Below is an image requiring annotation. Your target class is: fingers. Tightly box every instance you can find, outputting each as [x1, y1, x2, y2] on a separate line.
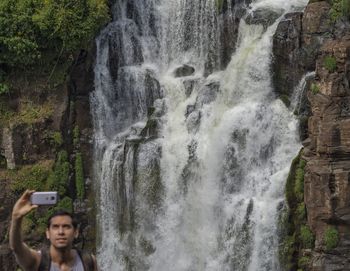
[21, 189, 36, 201]
[30, 205, 38, 211]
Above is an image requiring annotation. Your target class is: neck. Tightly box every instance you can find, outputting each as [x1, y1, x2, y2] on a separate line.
[50, 245, 75, 264]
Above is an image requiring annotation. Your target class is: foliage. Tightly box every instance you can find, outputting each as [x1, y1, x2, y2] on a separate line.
[0, 0, 109, 68]
[215, 0, 224, 12]
[9, 161, 53, 192]
[298, 256, 311, 269]
[51, 131, 63, 148]
[73, 125, 80, 147]
[324, 226, 339, 251]
[281, 151, 314, 270]
[294, 160, 305, 202]
[0, 99, 54, 125]
[296, 202, 306, 221]
[0, 70, 9, 95]
[279, 234, 296, 271]
[47, 150, 70, 196]
[0, 82, 9, 95]
[330, 0, 350, 22]
[75, 152, 84, 200]
[323, 56, 337, 72]
[300, 225, 315, 249]
[310, 83, 320, 95]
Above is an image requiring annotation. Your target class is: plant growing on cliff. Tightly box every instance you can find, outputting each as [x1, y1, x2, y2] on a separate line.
[47, 150, 70, 196]
[294, 159, 306, 202]
[73, 125, 80, 148]
[9, 161, 53, 192]
[330, 0, 350, 21]
[300, 225, 315, 249]
[324, 226, 339, 250]
[310, 83, 320, 95]
[75, 152, 85, 200]
[323, 56, 337, 73]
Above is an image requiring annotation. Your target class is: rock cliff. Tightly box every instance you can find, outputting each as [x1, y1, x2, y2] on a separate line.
[273, 1, 350, 270]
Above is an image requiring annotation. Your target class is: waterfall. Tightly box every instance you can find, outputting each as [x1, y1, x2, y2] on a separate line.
[91, 0, 308, 270]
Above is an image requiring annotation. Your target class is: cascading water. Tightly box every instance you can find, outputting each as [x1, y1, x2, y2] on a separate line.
[91, 0, 309, 270]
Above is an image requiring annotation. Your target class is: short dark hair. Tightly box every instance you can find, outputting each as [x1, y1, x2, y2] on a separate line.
[47, 210, 78, 229]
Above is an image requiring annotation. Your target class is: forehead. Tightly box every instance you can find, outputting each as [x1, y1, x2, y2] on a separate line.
[50, 215, 73, 226]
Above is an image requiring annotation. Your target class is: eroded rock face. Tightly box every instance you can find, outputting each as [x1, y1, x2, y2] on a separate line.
[246, 8, 283, 29]
[272, 12, 304, 97]
[303, 37, 350, 270]
[272, 2, 331, 98]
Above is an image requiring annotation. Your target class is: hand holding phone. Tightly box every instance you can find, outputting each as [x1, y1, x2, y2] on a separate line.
[30, 191, 58, 205]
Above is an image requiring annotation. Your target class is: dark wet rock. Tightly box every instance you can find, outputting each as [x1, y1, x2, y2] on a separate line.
[185, 105, 196, 117]
[301, 1, 332, 71]
[219, 0, 250, 69]
[174, 64, 195, 78]
[102, 21, 144, 81]
[245, 8, 283, 29]
[195, 81, 220, 107]
[272, 12, 304, 97]
[183, 79, 199, 97]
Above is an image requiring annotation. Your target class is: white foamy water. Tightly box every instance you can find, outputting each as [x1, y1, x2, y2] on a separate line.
[91, 0, 309, 270]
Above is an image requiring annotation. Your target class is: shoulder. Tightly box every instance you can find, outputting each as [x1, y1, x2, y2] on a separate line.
[77, 250, 98, 271]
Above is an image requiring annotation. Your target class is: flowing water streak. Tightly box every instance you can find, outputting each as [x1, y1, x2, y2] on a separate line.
[290, 71, 316, 114]
[91, 0, 309, 270]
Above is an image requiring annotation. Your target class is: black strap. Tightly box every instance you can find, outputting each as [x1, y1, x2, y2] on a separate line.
[38, 248, 51, 271]
[77, 249, 95, 271]
[38, 248, 95, 271]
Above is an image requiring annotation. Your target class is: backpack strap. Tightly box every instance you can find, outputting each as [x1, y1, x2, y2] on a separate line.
[38, 248, 51, 271]
[77, 249, 95, 271]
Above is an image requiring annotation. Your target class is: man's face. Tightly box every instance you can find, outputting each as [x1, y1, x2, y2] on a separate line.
[46, 215, 78, 249]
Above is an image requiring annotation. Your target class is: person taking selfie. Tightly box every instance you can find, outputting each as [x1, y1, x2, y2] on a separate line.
[10, 190, 98, 271]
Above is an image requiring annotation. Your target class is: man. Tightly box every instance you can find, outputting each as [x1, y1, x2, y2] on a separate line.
[10, 190, 98, 271]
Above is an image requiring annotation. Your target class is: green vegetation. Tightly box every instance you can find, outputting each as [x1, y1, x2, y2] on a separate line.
[300, 225, 315, 249]
[296, 202, 306, 221]
[0, 99, 54, 126]
[9, 160, 53, 192]
[75, 152, 84, 200]
[323, 56, 337, 73]
[324, 226, 339, 251]
[73, 125, 80, 147]
[294, 160, 306, 201]
[330, 0, 350, 22]
[298, 256, 311, 269]
[0, 0, 109, 68]
[310, 83, 320, 95]
[50, 131, 63, 148]
[47, 150, 70, 196]
[280, 151, 315, 270]
[215, 0, 224, 12]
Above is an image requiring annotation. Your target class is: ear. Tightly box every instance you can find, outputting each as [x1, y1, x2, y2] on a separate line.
[46, 229, 50, 239]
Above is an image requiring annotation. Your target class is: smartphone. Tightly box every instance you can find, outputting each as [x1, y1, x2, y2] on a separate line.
[30, 191, 58, 205]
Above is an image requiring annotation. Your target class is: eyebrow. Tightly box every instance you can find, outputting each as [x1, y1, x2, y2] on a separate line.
[51, 223, 73, 227]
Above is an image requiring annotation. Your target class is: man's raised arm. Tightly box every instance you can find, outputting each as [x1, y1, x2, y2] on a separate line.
[9, 190, 40, 271]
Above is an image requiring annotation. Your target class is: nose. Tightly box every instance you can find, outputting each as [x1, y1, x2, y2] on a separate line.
[58, 226, 64, 234]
